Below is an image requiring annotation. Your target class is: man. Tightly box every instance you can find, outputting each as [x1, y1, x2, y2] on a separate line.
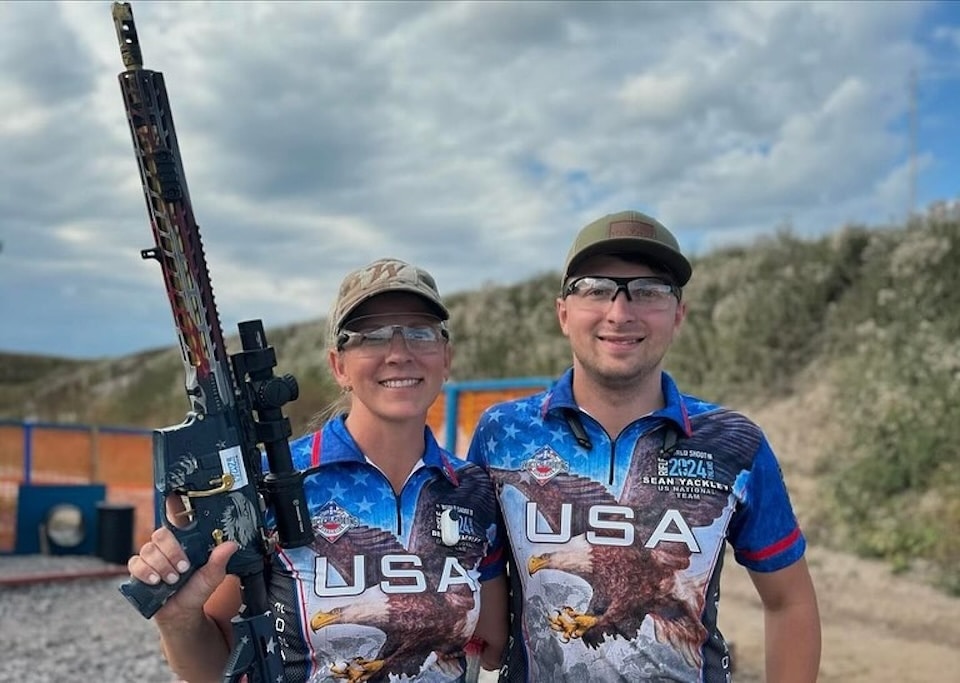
[467, 210, 820, 682]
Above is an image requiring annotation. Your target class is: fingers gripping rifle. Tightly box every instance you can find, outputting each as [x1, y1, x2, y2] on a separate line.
[111, 3, 314, 680]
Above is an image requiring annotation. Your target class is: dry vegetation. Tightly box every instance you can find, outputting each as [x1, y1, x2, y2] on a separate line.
[2, 202, 959, 594]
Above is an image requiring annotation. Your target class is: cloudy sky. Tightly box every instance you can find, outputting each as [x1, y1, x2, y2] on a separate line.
[3, 1, 959, 359]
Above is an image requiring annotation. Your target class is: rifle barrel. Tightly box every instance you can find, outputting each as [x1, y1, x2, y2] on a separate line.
[112, 2, 143, 71]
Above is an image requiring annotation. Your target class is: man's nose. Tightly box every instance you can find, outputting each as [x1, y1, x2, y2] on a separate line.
[610, 284, 632, 303]
[606, 288, 636, 320]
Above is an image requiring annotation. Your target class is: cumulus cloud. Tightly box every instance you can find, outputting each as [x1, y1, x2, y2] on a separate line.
[1, 0, 956, 357]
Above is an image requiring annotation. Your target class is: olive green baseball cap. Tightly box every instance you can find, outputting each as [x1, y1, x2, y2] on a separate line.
[330, 257, 449, 336]
[563, 210, 692, 286]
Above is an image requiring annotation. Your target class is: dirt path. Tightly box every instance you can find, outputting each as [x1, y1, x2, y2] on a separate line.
[723, 386, 960, 681]
[719, 544, 960, 681]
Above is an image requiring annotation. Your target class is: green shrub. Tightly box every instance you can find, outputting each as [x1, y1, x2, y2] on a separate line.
[820, 203, 960, 590]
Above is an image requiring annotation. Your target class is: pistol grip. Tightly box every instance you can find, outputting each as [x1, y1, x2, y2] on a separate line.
[118, 564, 197, 619]
[118, 531, 210, 619]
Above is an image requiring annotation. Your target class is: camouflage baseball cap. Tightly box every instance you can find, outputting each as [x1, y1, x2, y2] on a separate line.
[330, 258, 449, 336]
[563, 210, 692, 287]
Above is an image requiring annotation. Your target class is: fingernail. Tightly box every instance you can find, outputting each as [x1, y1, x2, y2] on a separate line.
[147, 573, 160, 585]
[176, 560, 190, 573]
[165, 573, 179, 584]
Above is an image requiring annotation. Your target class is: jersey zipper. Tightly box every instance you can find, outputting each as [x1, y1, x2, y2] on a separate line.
[562, 408, 676, 486]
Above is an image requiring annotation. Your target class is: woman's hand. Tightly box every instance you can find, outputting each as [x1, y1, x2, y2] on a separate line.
[127, 526, 239, 622]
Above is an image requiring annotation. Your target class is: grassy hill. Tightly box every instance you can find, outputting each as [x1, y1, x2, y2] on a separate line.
[2, 201, 959, 593]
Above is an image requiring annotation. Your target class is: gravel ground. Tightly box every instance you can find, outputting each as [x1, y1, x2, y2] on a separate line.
[0, 555, 176, 683]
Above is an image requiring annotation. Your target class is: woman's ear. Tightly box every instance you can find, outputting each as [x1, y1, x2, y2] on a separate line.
[328, 348, 349, 388]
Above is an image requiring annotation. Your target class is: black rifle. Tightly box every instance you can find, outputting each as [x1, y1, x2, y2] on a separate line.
[111, 3, 313, 680]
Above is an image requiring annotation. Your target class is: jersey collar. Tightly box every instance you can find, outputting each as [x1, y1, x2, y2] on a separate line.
[542, 367, 692, 438]
[322, 415, 461, 485]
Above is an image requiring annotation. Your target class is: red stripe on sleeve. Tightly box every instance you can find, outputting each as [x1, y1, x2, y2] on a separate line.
[739, 527, 802, 562]
[479, 544, 504, 569]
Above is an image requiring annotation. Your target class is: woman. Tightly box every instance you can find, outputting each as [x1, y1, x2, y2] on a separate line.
[128, 257, 507, 682]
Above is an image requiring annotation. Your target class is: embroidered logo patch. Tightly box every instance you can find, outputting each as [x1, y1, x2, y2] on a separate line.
[522, 446, 569, 485]
[314, 501, 358, 543]
[608, 218, 657, 239]
[646, 448, 731, 501]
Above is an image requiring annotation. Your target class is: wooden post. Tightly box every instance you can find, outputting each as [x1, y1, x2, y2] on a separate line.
[90, 424, 101, 483]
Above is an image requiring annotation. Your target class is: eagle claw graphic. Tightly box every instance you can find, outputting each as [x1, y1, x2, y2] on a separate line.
[329, 656, 386, 682]
[547, 605, 598, 643]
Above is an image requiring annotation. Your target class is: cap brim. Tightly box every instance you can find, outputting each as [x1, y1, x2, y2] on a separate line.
[337, 285, 450, 331]
[565, 238, 692, 286]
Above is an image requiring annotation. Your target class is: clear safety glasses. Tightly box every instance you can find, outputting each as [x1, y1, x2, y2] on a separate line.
[563, 276, 680, 310]
[337, 322, 449, 356]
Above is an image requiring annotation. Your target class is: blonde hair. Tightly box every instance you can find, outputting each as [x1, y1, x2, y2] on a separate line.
[303, 390, 351, 434]
[302, 330, 352, 434]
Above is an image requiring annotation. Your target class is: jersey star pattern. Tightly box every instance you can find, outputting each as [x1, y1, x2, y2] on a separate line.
[261, 416, 504, 683]
[467, 369, 805, 683]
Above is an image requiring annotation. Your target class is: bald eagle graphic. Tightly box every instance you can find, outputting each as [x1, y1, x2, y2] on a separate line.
[495, 409, 760, 668]
[307, 469, 495, 682]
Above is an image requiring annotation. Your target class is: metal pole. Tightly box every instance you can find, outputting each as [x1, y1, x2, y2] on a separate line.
[22, 421, 32, 485]
[444, 384, 461, 455]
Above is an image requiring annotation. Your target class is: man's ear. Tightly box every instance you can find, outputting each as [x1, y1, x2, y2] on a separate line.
[556, 297, 570, 337]
[673, 299, 687, 331]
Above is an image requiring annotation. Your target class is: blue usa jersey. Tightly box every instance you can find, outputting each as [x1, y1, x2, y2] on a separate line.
[467, 369, 805, 683]
[261, 416, 504, 683]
